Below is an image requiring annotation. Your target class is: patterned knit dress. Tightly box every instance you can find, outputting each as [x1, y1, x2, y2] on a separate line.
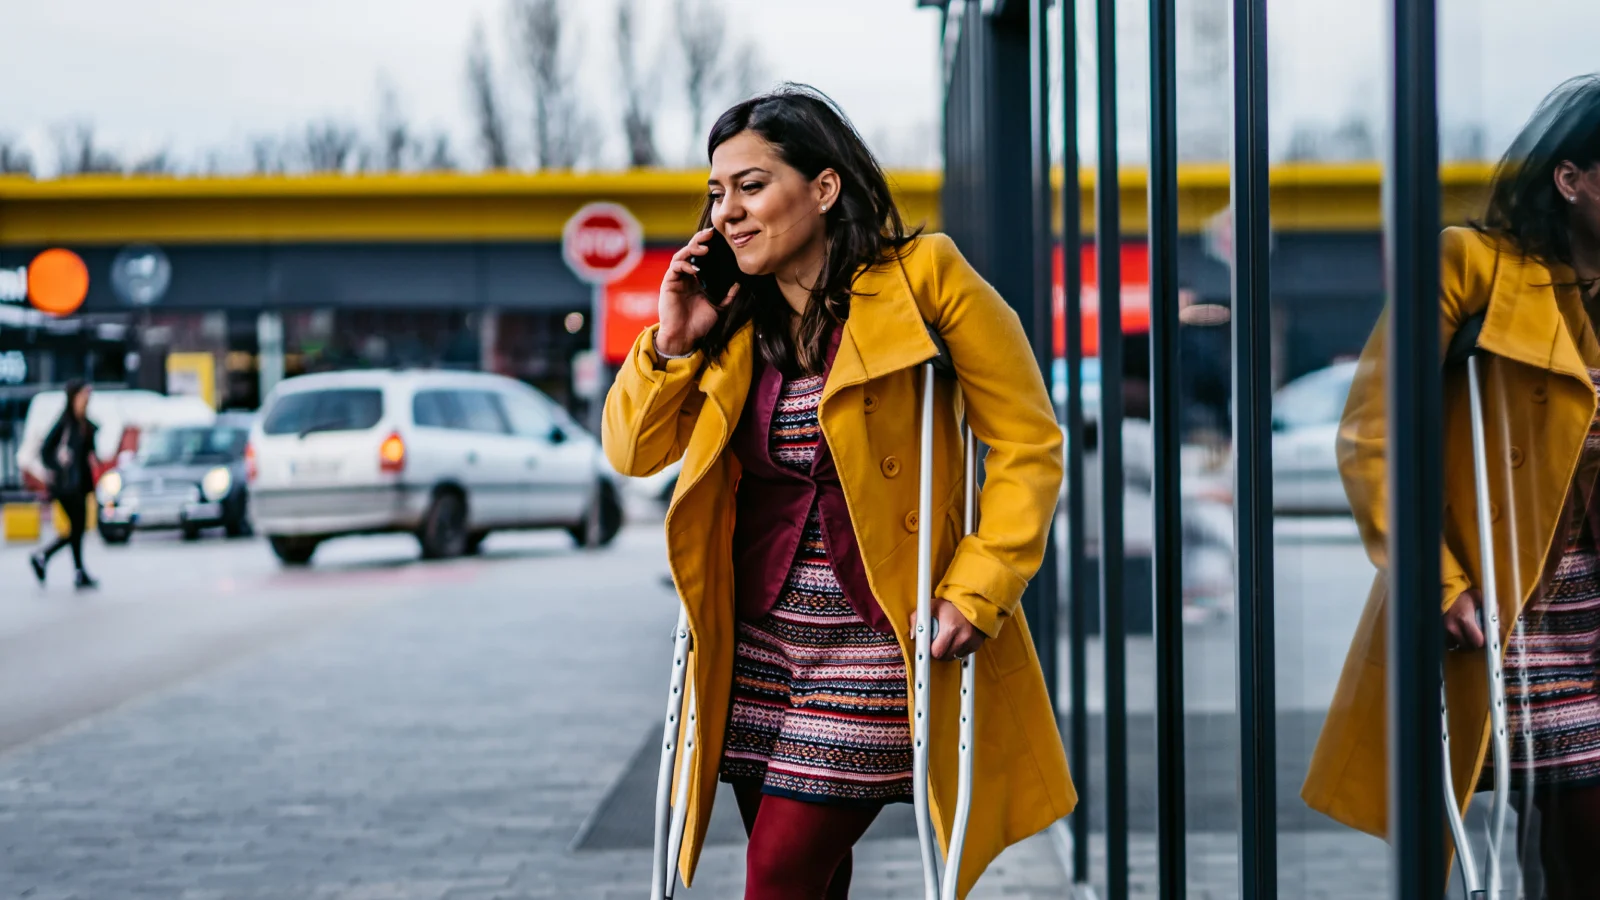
[1483, 366, 1600, 788]
[719, 372, 915, 805]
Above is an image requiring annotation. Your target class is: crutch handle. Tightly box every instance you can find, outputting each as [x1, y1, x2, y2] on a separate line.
[1445, 313, 1486, 367]
[924, 322, 957, 380]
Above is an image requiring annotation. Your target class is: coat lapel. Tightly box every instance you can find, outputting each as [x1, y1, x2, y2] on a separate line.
[822, 256, 942, 406]
[1478, 249, 1590, 384]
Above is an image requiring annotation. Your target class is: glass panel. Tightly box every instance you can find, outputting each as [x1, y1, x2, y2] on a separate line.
[498, 389, 555, 439]
[452, 390, 510, 435]
[1271, 0, 1393, 893]
[261, 388, 382, 435]
[1172, 0, 1240, 892]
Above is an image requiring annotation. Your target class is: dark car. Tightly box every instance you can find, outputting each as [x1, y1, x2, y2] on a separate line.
[97, 414, 255, 543]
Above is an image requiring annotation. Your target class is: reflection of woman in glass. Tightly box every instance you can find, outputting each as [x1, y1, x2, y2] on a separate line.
[1304, 75, 1600, 897]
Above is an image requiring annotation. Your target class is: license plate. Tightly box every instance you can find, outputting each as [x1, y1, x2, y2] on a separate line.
[289, 459, 340, 478]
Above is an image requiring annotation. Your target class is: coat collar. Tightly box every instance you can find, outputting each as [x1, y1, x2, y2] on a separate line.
[1478, 243, 1592, 383]
[822, 252, 941, 405]
[697, 249, 942, 426]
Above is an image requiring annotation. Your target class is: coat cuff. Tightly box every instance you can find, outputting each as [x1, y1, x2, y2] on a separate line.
[936, 544, 1028, 639]
[1440, 544, 1471, 612]
[629, 323, 703, 381]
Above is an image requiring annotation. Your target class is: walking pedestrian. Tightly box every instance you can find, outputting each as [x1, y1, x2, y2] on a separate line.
[29, 379, 100, 590]
[1304, 74, 1600, 898]
[603, 85, 1073, 900]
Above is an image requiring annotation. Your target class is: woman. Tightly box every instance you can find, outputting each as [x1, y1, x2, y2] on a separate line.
[602, 85, 1073, 899]
[1304, 75, 1600, 896]
[30, 379, 100, 590]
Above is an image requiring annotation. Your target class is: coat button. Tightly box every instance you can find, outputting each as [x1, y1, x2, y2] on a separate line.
[881, 455, 902, 478]
[864, 393, 880, 413]
[1510, 446, 1524, 468]
[904, 510, 919, 532]
[1533, 385, 1548, 403]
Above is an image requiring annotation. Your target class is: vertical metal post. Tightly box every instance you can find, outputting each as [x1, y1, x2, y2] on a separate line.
[1147, 0, 1185, 895]
[1029, 0, 1059, 711]
[1093, 0, 1127, 895]
[1385, 0, 1444, 895]
[1229, 0, 1277, 895]
[1060, 0, 1092, 886]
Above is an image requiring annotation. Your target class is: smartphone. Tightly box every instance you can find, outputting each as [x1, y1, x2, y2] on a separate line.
[691, 230, 743, 303]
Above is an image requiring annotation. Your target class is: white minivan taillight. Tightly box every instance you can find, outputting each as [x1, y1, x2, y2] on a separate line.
[379, 432, 406, 473]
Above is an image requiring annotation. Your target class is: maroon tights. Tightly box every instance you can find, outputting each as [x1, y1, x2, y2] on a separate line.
[1533, 784, 1600, 899]
[732, 781, 882, 900]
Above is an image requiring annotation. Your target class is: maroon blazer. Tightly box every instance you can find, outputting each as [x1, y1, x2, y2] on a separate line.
[729, 327, 890, 633]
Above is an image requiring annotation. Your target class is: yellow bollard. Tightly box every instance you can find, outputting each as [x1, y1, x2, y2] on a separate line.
[3, 503, 42, 543]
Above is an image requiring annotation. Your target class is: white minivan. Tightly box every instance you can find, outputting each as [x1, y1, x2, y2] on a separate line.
[248, 369, 623, 565]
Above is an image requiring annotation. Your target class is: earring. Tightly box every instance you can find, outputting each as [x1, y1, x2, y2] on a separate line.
[820, 205, 828, 212]
[1571, 195, 1579, 204]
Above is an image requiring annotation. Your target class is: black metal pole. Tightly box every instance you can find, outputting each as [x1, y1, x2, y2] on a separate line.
[1028, 0, 1059, 714]
[1385, 0, 1444, 896]
[1060, 0, 1092, 885]
[1230, 0, 1277, 895]
[1147, 0, 1185, 895]
[1094, 0, 1127, 894]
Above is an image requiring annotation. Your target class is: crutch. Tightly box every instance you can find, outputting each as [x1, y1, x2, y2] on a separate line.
[914, 328, 977, 900]
[1441, 313, 1511, 899]
[649, 606, 697, 899]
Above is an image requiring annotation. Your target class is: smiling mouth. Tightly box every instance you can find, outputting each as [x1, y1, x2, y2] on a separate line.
[729, 231, 758, 248]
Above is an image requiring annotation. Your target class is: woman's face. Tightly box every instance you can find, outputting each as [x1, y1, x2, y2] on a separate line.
[72, 387, 91, 418]
[707, 131, 839, 278]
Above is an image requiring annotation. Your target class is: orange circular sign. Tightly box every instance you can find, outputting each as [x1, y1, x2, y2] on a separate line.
[27, 248, 89, 317]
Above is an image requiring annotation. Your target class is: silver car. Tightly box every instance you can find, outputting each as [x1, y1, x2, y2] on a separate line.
[1271, 361, 1358, 515]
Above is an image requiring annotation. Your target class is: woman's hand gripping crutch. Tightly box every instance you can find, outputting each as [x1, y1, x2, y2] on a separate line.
[1440, 313, 1512, 899]
[913, 330, 978, 900]
[650, 607, 696, 899]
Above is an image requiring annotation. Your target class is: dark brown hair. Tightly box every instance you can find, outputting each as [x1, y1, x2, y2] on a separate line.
[1473, 74, 1600, 278]
[693, 84, 921, 375]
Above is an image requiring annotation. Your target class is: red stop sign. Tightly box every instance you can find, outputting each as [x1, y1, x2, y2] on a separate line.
[563, 202, 644, 285]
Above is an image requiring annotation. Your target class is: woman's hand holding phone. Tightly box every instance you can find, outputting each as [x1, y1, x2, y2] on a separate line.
[657, 228, 740, 357]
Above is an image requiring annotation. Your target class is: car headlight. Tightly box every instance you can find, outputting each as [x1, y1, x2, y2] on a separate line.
[96, 470, 123, 503]
[201, 466, 232, 502]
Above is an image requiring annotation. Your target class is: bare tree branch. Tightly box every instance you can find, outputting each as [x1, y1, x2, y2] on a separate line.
[300, 120, 363, 173]
[675, 0, 728, 158]
[375, 77, 416, 172]
[510, 0, 596, 170]
[53, 122, 121, 175]
[128, 149, 176, 175]
[616, 0, 660, 167]
[250, 136, 286, 174]
[728, 42, 770, 105]
[421, 132, 458, 171]
[0, 134, 34, 175]
[466, 21, 512, 170]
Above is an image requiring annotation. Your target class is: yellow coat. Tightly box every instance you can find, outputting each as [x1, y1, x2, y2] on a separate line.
[1304, 226, 1600, 840]
[603, 233, 1075, 896]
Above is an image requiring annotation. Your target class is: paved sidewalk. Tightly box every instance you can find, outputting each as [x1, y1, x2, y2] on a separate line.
[0, 526, 1070, 899]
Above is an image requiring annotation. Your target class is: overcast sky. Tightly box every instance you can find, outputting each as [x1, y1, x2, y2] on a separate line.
[1, 0, 1595, 175]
